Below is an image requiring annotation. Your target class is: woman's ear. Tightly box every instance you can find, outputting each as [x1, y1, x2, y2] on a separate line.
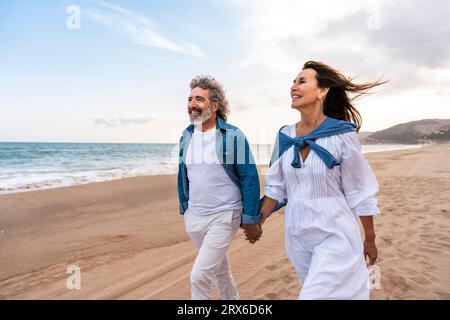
[319, 87, 329, 100]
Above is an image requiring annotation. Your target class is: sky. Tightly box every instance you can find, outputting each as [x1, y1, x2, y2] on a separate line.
[1, 0, 449, 144]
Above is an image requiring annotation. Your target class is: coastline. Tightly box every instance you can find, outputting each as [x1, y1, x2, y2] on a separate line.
[0, 143, 425, 196]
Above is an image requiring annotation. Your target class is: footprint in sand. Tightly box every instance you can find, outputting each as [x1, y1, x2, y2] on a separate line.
[255, 278, 277, 292]
[265, 264, 278, 271]
[433, 291, 450, 299]
[280, 272, 295, 283]
[410, 275, 432, 286]
[380, 236, 393, 246]
[389, 275, 416, 293]
[264, 292, 279, 299]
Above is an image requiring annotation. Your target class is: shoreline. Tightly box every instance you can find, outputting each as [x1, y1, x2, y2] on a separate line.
[0, 143, 427, 196]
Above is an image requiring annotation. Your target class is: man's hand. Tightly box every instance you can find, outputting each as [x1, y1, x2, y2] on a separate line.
[242, 224, 262, 244]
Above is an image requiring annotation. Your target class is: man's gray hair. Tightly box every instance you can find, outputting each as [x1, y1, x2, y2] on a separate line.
[190, 75, 230, 122]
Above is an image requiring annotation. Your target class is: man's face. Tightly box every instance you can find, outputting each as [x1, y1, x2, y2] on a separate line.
[187, 87, 216, 124]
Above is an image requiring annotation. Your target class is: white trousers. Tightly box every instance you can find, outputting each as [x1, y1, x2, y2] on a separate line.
[184, 208, 241, 300]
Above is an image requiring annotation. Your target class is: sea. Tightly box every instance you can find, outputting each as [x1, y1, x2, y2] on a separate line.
[0, 142, 423, 194]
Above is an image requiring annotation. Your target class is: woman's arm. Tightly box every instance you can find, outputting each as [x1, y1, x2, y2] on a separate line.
[259, 196, 278, 226]
[339, 132, 381, 266]
[359, 215, 376, 240]
[359, 215, 378, 266]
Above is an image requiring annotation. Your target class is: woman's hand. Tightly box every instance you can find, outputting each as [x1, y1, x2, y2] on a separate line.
[359, 216, 379, 265]
[364, 238, 378, 266]
[259, 211, 271, 226]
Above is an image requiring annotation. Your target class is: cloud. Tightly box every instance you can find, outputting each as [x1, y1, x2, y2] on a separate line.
[97, 0, 157, 29]
[223, 0, 450, 96]
[93, 117, 154, 128]
[85, 1, 208, 59]
[312, 0, 450, 69]
[85, 9, 113, 27]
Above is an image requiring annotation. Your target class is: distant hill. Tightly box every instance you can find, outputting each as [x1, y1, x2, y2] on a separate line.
[359, 131, 374, 143]
[364, 119, 450, 144]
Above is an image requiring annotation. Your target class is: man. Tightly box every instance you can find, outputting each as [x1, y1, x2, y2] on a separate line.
[177, 75, 262, 300]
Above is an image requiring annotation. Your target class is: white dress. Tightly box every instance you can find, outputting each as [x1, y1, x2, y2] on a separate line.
[264, 124, 381, 300]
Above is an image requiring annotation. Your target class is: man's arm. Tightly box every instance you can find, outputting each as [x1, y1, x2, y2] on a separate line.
[234, 130, 262, 243]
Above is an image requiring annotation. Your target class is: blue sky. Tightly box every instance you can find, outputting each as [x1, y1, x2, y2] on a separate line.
[1, 0, 450, 143]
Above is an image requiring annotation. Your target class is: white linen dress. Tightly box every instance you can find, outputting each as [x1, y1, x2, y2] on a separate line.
[264, 124, 381, 300]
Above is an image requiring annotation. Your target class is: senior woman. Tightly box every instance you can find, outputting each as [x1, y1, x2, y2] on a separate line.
[256, 61, 386, 300]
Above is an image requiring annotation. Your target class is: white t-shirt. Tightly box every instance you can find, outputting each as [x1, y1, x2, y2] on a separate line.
[185, 127, 243, 215]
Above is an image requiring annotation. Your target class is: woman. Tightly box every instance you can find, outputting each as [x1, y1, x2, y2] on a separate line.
[258, 61, 385, 300]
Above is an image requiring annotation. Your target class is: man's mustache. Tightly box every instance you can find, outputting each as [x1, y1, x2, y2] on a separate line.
[188, 108, 203, 114]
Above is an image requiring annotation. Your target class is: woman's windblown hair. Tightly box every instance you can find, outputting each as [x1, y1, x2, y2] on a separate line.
[303, 61, 387, 131]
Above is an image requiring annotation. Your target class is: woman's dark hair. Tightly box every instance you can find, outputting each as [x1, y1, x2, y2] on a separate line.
[303, 61, 387, 132]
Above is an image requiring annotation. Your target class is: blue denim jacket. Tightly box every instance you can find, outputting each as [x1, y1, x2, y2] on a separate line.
[177, 117, 261, 225]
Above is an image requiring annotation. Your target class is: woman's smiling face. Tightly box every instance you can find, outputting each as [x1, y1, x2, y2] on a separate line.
[291, 68, 325, 110]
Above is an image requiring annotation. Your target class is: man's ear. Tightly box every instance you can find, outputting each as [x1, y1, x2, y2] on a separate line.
[212, 100, 219, 113]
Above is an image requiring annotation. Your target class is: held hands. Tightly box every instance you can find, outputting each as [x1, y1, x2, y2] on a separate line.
[243, 223, 262, 244]
[242, 211, 271, 244]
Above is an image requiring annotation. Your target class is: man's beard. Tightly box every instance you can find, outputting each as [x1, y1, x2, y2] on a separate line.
[189, 107, 213, 126]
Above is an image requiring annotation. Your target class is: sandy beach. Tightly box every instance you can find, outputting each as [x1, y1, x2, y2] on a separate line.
[0, 144, 449, 300]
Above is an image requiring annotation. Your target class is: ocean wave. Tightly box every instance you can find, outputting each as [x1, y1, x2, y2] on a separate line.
[0, 164, 179, 195]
